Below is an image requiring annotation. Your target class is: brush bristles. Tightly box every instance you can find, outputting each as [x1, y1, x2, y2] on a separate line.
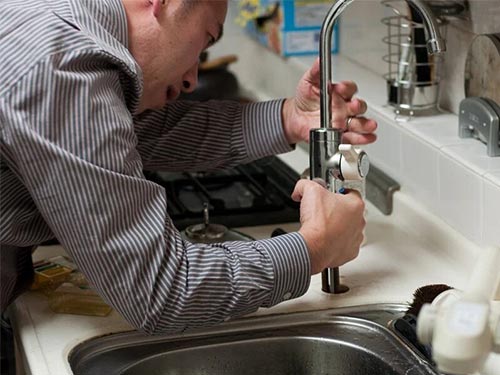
[406, 284, 453, 317]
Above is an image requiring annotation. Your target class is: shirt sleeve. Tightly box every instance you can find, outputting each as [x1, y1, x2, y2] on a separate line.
[133, 100, 295, 172]
[1, 54, 311, 334]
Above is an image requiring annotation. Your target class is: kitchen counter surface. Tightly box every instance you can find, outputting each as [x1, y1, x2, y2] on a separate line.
[10, 145, 489, 375]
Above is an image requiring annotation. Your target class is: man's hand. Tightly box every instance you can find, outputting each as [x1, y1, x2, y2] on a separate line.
[292, 179, 365, 274]
[282, 58, 377, 145]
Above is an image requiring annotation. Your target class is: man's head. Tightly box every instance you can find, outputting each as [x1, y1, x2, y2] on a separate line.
[122, 0, 227, 113]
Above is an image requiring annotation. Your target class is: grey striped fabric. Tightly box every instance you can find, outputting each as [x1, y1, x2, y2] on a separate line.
[0, 0, 311, 333]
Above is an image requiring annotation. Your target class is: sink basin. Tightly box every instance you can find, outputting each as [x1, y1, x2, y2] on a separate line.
[69, 304, 438, 375]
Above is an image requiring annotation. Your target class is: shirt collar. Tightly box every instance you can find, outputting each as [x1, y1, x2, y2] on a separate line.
[65, 0, 138, 73]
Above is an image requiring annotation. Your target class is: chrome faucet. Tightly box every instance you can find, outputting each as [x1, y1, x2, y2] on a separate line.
[312, 0, 446, 294]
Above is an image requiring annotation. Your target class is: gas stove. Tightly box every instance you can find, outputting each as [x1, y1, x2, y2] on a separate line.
[144, 156, 301, 231]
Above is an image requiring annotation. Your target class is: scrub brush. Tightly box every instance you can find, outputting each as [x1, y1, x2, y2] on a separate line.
[393, 284, 453, 362]
[406, 284, 453, 316]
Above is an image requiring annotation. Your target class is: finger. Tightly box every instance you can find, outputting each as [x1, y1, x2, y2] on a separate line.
[329, 91, 349, 119]
[291, 179, 309, 202]
[351, 235, 363, 259]
[343, 188, 362, 200]
[345, 117, 377, 134]
[333, 100, 370, 132]
[331, 80, 358, 101]
[329, 91, 350, 129]
[342, 132, 377, 145]
[304, 58, 320, 86]
[346, 98, 368, 117]
[292, 178, 327, 202]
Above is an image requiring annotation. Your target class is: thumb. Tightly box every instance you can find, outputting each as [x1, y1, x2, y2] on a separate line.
[291, 179, 309, 202]
[292, 178, 327, 202]
[303, 57, 320, 86]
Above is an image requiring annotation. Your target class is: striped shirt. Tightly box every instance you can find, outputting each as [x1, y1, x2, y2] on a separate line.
[0, 0, 310, 334]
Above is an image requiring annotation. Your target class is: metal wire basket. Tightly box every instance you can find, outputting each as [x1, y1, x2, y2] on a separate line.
[382, 0, 447, 117]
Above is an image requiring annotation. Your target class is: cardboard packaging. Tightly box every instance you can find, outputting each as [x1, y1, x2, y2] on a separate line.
[236, 0, 339, 57]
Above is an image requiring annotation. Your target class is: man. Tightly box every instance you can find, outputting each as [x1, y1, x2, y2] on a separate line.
[0, 0, 377, 336]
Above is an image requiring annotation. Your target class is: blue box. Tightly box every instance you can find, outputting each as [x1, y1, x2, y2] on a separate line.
[236, 0, 339, 57]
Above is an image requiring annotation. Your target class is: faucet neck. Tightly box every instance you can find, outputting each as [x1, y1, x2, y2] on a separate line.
[319, 0, 446, 130]
[319, 0, 353, 130]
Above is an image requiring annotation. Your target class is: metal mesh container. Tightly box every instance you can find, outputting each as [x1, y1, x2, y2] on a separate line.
[382, 0, 447, 116]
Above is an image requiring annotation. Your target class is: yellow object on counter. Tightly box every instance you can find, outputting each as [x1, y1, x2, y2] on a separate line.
[30, 258, 73, 291]
[31, 256, 113, 316]
[48, 281, 112, 317]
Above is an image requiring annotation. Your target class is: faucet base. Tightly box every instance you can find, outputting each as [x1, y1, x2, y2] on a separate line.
[321, 267, 350, 294]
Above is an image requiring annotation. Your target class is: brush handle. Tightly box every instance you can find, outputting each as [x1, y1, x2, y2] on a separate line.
[467, 246, 500, 302]
[417, 246, 500, 374]
[482, 352, 500, 375]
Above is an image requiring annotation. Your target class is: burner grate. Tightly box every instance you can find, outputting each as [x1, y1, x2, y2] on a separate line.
[144, 157, 301, 230]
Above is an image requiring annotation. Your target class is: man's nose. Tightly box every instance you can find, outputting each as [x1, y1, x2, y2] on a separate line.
[181, 63, 199, 94]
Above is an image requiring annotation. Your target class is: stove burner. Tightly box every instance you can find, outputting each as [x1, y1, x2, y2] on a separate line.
[144, 156, 301, 230]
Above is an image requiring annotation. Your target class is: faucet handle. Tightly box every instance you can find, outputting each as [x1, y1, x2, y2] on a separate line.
[338, 145, 370, 181]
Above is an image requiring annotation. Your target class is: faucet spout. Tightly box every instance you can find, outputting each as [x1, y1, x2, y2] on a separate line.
[313, 0, 446, 294]
[407, 0, 447, 54]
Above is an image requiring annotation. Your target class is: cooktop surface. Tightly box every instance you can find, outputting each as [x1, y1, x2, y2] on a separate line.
[144, 156, 301, 230]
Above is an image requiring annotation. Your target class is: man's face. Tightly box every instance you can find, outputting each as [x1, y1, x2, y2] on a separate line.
[130, 0, 228, 113]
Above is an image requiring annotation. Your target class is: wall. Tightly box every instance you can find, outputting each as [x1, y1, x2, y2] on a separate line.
[218, 0, 500, 111]
[323, 0, 500, 247]
[338, 0, 500, 114]
[209, 1, 500, 247]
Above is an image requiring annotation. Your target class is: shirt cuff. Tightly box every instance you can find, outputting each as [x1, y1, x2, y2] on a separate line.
[255, 232, 311, 307]
[242, 99, 295, 160]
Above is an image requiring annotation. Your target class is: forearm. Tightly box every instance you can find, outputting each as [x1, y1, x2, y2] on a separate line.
[152, 232, 311, 333]
[9, 137, 310, 334]
[134, 99, 294, 172]
[44, 168, 310, 334]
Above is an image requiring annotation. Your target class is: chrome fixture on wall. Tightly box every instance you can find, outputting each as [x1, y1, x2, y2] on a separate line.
[312, 0, 445, 294]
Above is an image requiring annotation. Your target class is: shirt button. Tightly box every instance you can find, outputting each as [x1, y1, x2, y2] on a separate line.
[283, 292, 292, 300]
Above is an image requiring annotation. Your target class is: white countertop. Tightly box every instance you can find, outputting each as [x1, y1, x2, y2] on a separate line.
[11, 145, 493, 375]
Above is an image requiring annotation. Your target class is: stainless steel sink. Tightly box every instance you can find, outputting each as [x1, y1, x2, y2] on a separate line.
[69, 304, 438, 375]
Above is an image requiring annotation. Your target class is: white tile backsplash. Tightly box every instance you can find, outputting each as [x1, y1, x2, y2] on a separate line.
[482, 174, 500, 245]
[400, 130, 440, 211]
[401, 113, 469, 149]
[438, 151, 484, 242]
[362, 105, 500, 244]
[485, 170, 500, 186]
[442, 143, 500, 176]
[438, 154, 483, 243]
[363, 109, 402, 179]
